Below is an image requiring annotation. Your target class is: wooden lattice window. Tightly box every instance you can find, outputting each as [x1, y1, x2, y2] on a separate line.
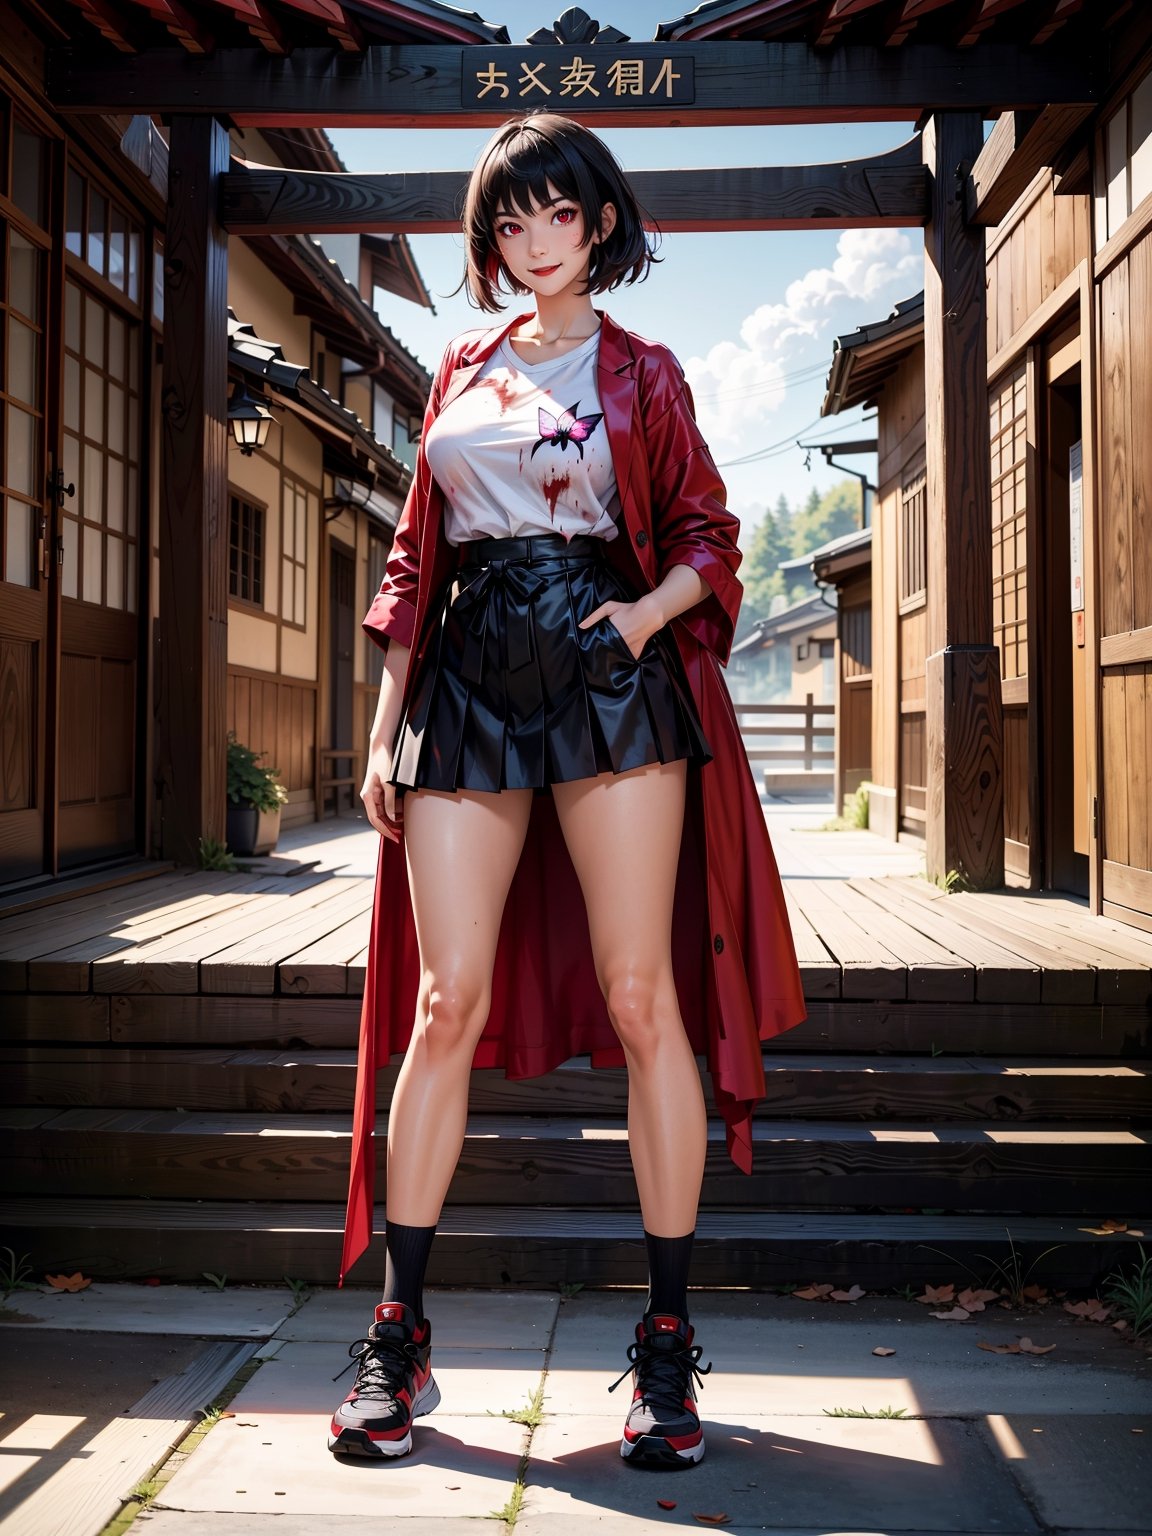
[280, 474, 310, 630]
[229, 491, 264, 606]
[65, 164, 142, 303]
[899, 467, 926, 606]
[990, 364, 1028, 681]
[842, 603, 872, 679]
[61, 276, 141, 610]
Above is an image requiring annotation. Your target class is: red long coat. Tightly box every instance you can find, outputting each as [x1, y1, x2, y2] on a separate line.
[341, 308, 807, 1282]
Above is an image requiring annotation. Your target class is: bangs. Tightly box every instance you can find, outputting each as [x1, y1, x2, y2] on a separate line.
[476, 127, 597, 237]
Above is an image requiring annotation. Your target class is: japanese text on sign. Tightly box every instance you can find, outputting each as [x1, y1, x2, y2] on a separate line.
[463, 51, 695, 109]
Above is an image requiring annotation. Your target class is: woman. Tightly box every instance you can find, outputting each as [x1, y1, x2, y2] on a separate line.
[331, 111, 806, 1470]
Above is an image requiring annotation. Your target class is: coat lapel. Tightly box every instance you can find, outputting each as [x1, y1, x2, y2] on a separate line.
[594, 309, 638, 526]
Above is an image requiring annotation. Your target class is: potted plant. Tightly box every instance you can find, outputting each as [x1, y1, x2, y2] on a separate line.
[226, 730, 289, 856]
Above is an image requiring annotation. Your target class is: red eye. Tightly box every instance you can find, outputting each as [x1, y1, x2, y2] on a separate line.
[497, 221, 522, 238]
[554, 208, 576, 224]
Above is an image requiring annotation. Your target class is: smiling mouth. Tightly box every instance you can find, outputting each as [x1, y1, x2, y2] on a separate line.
[529, 264, 561, 276]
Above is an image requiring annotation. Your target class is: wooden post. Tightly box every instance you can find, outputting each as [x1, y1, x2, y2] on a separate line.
[922, 112, 1005, 889]
[156, 116, 230, 865]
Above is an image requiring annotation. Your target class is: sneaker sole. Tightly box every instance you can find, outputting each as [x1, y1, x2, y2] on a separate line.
[620, 1430, 705, 1469]
[328, 1375, 441, 1459]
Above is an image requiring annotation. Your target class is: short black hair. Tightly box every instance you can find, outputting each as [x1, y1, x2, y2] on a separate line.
[460, 111, 660, 311]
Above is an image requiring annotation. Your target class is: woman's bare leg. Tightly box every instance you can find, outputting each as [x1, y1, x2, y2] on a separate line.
[551, 760, 707, 1236]
[384, 784, 535, 1227]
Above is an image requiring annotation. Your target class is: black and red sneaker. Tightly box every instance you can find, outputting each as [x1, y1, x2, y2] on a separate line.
[607, 1311, 712, 1469]
[328, 1300, 440, 1459]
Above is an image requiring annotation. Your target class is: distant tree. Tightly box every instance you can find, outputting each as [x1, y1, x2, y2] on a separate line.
[789, 478, 862, 561]
[734, 501, 791, 642]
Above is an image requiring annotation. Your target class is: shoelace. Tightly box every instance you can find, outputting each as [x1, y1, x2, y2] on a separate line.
[331, 1334, 420, 1402]
[606, 1334, 713, 1409]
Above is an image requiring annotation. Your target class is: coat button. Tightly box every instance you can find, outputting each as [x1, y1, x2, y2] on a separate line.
[713, 934, 724, 954]
[635, 529, 648, 547]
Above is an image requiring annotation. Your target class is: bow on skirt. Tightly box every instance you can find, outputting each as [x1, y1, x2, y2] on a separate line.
[451, 558, 550, 686]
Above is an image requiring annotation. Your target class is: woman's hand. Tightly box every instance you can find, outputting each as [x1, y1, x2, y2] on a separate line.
[361, 745, 404, 842]
[579, 593, 664, 661]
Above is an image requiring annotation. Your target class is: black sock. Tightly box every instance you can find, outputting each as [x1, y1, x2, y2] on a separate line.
[643, 1228, 695, 1322]
[381, 1220, 436, 1324]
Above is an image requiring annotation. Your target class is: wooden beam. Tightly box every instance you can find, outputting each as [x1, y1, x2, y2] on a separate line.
[952, 0, 1031, 48]
[156, 117, 230, 867]
[212, 0, 290, 54]
[965, 104, 1093, 224]
[922, 111, 1005, 889]
[136, 0, 214, 53]
[882, 0, 954, 46]
[220, 138, 929, 234]
[44, 39, 1100, 125]
[813, 0, 890, 47]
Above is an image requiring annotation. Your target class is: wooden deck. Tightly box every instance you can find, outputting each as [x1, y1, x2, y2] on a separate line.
[3, 808, 1151, 1289]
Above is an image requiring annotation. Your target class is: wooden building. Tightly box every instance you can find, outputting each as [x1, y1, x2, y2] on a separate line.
[822, 38, 1152, 928]
[1, 0, 1150, 1307]
[0, 8, 433, 886]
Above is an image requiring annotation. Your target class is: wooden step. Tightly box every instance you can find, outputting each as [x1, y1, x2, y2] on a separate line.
[6, 991, 1151, 1055]
[1, 1197, 1145, 1290]
[4, 1107, 1149, 1211]
[2, 1046, 1149, 1121]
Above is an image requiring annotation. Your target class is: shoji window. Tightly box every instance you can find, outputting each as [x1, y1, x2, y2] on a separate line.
[61, 277, 141, 610]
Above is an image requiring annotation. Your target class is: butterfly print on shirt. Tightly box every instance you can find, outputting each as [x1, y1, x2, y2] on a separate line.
[531, 401, 604, 461]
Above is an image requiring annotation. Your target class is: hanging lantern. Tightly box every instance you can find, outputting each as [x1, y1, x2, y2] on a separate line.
[227, 380, 273, 455]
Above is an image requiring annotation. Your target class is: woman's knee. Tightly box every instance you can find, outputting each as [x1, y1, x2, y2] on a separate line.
[415, 972, 492, 1056]
[602, 970, 675, 1058]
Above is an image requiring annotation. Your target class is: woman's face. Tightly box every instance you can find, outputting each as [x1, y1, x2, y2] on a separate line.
[491, 179, 616, 299]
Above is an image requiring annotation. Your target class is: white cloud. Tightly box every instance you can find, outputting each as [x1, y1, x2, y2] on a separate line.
[684, 228, 921, 446]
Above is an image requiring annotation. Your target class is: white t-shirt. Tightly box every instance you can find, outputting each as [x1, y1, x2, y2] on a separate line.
[424, 328, 621, 546]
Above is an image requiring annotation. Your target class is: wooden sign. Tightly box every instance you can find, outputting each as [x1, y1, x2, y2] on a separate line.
[461, 48, 695, 109]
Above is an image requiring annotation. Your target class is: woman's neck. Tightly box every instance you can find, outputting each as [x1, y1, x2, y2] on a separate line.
[508, 293, 601, 364]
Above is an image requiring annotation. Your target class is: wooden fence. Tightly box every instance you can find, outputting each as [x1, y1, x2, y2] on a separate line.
[732, 692, 835, 769]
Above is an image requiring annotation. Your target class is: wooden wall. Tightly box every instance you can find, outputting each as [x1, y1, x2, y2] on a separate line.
[1097, 224, 1152, 922]
[986, 177, 1090, 360]
[227, 669, 317, 826]
[871, 347, 926, 843]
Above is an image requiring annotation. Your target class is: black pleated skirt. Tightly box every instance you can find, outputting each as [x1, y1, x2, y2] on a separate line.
[387, 531, 713, 796]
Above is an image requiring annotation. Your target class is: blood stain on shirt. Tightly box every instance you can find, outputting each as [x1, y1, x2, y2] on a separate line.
[542, 471, 571, 520]
[478, 374, 516, 415]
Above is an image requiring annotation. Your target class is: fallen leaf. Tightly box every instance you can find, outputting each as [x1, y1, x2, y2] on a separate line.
[918, 1283, 955, 1304]
[976, 1336, 1056, 1355]
[829, 1284, 867, 1303]
[1063, 1298, 1105, 1317]
[956, 1287, 998, 1312]
[872, 1346, 897, 1356]
[1128, 1228, 1145, 1237]
[657, 1500, 677, 1509]
[219, 1411, 236, 1420]
[45, 1273, 92, 1292]
[791, 1284, 834, 1301]
[693, 1516, 730, 1527]
[930, 1306, 973, 1321]
[1114, 1320, 1129, 1332]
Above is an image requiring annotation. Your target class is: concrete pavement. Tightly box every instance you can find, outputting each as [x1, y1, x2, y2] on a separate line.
[3, 1282, 1149, 1535]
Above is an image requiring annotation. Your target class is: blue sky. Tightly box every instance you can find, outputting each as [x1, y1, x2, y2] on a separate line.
[328, 0, 924, 538]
